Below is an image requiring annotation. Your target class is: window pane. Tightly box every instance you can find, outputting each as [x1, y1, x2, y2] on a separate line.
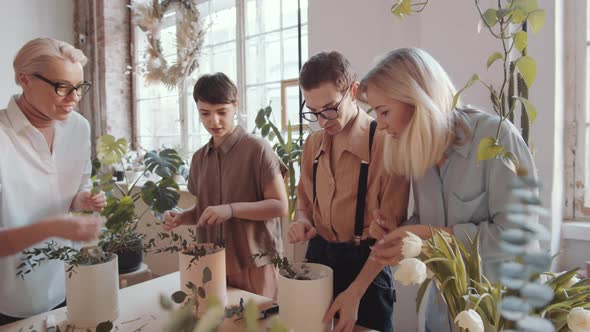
[206, 2, 236, 45]
[136, 96, 181, 150]
[246, 0, 281, 36]
[283, 27, 308, 79]
[136, 79, 178, 100]
[188, 98, 212, 153]
[246, 32, 281, 84]
[246, 83, 281, 131]
[285, 84, 300, 126]
[282, 0, 308, 27]
[212, 42, 237, 81]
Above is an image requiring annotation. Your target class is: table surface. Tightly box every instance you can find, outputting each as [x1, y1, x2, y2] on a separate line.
[0, 271, 376, 331]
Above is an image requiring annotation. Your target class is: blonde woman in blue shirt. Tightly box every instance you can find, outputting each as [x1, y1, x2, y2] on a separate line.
[359, 48, 536, 332]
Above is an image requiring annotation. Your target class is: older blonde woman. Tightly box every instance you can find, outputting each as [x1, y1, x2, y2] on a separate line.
[360, 48, 536, 332]
[0, 38, 105, 325]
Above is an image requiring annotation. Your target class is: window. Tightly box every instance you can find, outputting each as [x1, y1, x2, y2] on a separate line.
[133, 0, 308, 157]
[564, 0, 590, 219]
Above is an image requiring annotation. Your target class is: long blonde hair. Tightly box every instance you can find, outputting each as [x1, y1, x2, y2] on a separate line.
[13, 38, 87, 86]
[360, 48, 459, 179]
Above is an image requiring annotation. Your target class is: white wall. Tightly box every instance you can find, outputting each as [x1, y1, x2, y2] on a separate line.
[0, 0, 74, 104]
[309, 0, 561, 330]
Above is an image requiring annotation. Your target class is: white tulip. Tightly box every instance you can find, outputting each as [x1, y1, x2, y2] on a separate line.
[394, 258, 427, 286]
[454, 309, 484, 332]
[567, 307, 590, 332]
[401, 231, 423, 258]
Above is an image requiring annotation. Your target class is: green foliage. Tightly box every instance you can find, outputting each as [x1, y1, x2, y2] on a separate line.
[18, 135, 184, 277]
[253, 105, 307, 219]
[390, 0, 546, 166]
[141, 178, 180, 214]
[18, 242, 112, 278]
[144, 149, 184, 178]
[97, 135, 127, 165]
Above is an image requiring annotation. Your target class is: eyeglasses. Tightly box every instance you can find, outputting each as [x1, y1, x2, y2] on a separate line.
[301, 88, 350, 122]
[32, 73, 91, 97]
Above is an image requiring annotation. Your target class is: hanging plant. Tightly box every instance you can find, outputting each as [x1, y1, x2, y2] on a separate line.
[130, 0, 206, 88]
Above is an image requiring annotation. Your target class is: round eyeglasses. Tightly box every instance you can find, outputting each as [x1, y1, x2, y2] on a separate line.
[33, 73, 91, 97]
[300, 88, 349, 122]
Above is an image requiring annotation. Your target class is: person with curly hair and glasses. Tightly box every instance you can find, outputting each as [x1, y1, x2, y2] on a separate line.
[0, 38, 105, 325]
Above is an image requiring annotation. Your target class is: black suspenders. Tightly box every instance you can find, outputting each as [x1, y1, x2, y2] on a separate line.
[312, 120, 378, 245]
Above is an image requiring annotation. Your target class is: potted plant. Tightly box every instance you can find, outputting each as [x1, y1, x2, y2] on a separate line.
[145, 226, 228, 313]
[18, 244, 119, 328]
[254, 252, 334, 332]
[93, 134, 183, 273]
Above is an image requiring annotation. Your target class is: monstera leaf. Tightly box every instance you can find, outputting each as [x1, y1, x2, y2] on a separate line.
[141, 178, 180, 214]
[102, 195, 135, 232]
[144, 149, 183, 178]
[97, 135, 128, 165]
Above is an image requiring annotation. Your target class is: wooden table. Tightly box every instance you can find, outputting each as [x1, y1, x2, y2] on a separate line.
[0, 272, 375, 331]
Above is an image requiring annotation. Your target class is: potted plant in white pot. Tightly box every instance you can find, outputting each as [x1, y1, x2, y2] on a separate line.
[93, 134, 184, 274]
[254, 252, 334, 332]
[146, 226, 228, 314]
[18, 243, 119, 328]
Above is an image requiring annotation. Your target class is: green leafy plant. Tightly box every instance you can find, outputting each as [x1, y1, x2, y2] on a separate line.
[253, 252, 316, 280]
[253, 105, 308, 219]
[18, 242, 111, 279]
[92, 134, 183, 254]
[144, 227, 224, 269]
[390, 0, 545, 170]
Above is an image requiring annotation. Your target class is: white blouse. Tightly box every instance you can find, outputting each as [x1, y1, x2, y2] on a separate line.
[0, 96, 92, 318]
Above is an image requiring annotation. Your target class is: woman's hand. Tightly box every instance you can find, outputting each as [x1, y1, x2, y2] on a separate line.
[71, 191, 107, 212]
[196, 205, 233, 227]
[48, 215, 104, 242]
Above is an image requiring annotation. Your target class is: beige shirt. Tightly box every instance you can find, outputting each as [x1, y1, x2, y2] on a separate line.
[187, 126, 286, 275]
[297, 110, 409, 242]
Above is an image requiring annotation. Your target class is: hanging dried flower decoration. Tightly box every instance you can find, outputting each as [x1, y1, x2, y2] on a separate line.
[130, 0, 206, 89]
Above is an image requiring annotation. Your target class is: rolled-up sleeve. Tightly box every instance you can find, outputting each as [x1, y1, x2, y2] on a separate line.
[295, 133, 317, 225]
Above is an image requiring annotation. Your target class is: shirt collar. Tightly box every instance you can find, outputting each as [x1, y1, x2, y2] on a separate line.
[6, 95, 33, 133]
[205, 125, 245, 155]
[314, 108, 373, 162]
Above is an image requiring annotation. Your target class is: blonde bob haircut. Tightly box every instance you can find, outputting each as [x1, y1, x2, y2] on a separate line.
[360, 47, 461, 180]
[13, 38, 88, 86]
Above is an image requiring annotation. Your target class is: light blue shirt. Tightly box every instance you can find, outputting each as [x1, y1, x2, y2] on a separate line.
[405, 109, 537, 332]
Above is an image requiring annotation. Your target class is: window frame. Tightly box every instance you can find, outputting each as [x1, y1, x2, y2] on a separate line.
[564, 0, 590, 220]
[131, 0, 307, 155]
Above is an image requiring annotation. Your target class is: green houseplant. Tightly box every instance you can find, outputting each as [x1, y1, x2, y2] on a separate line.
[92, 134, 184, 273]
[253, 105, 307, 220]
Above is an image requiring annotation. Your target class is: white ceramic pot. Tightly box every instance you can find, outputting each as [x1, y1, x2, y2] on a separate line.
[179, 244, 227, 315]
[65, 254, 119, 327]
[278, 262, 333, 332]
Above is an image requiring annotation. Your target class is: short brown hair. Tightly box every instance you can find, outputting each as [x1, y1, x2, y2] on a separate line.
[299, 51, 355, 92]
[193, 72, 237, 104]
